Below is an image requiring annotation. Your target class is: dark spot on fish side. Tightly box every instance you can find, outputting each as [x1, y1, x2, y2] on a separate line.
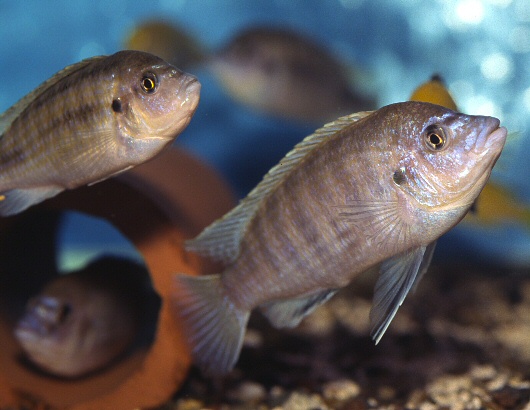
[393, 168, 406, 185]
[111, 99, 122, 113]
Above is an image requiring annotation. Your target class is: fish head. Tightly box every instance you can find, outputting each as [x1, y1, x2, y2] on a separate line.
[110, 51, 201, 159]
[210, 30, 294, 110]
[14, 291, 78, 368]
[387, 102, 507, 214]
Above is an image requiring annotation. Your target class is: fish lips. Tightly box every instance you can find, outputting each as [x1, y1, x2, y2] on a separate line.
[473, 117, 507, 154]
[15, 296, 69, 341]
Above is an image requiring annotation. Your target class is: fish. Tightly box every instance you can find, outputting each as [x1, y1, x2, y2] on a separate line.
[171, 101, 507, 375]
[14, 257, 149, 378]
[0, 50, 201, 216]
[208, 26, 375, 123]
[124, 20, 207, 71]
[409, 74, 458, 111]
[409, 76, 530, 228]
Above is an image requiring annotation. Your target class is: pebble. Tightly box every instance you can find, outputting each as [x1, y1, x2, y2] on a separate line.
[226, 381, 267, 404]
[322, 379, 361, 403]
[277, 391, 329, 410]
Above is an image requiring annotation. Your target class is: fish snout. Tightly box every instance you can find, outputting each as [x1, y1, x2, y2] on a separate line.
[181, 75, 201, 102]
[17, 296, 72, 338]
[472, 116, 504, 153]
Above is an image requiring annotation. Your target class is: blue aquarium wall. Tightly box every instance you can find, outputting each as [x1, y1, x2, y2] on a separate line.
[1, 0, 528, 267]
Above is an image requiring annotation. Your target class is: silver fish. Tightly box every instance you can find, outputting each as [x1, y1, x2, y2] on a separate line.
[171, 101, 507, 375]
[0, 50, 200, 216]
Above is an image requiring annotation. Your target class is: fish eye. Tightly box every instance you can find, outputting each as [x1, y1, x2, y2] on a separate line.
[141, 72, 158, 94]
[58, 303, 72, 324]
[424, 124, 447, 151]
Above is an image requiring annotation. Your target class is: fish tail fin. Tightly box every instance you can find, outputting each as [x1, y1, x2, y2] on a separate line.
[171, 273, 250, 376]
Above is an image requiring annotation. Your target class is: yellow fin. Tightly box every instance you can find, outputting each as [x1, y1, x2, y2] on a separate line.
[409, 74, 458, 111]
[0, 55, 106, 135]
[186, 110, 374, 263]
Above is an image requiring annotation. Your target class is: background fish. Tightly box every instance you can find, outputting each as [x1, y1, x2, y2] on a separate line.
[409, 75, 530, 230]
[124, 20, 207, 71]
[409, 74, 458, 111]
[0, 50, 200, 216]
[208, 26, 375, 123]
[172, 101, 507, 375]
[14, 257, 152, 378]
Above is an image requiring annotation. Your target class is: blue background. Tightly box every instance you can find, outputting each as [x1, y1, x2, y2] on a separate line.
[1, 0, 529, 269]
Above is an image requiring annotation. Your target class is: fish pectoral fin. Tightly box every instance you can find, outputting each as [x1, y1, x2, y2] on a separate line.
[260, 289, 338, 328]
[0, 187, 64, 216]
[370, 244, 434, 344]
[171, 273, 250, 376]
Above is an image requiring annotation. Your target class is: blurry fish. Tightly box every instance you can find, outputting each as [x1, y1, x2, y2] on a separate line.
[466, 182, 530, 227]
[209, 26, 375, 123]
[409, 75, 530, 228]
[410, 74, 458, 111]
[15, 257, 149, 378]
[124, 20, 206, 71]
[172, 101, 507, 375]
[0, 50, 200, 216]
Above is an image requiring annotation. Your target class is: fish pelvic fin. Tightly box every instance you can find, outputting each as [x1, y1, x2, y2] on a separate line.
[171, 273, 250, 376]
[0, 187, 64, 216]
[186, 110, 374, 264]
[260, 289, 338, 328]
[370, 244, 435, 344]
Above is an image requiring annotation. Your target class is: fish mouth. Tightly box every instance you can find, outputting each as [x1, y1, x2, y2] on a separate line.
[182, 76, 201, 104]
[473, 117, 505, 154]
[15, 296, 68, 341]
[454, 125, 507, 209]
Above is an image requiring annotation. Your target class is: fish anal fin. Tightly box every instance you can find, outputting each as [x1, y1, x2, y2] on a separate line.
[260, 289, 338, 329]
[370, 244, 434, 344]
[187, 110, 374, 264]
[0, 187, 64, 217]
[171, 273, 250, 376]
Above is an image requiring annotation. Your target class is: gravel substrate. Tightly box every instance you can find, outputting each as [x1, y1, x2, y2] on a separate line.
[164, 263, 530, 409]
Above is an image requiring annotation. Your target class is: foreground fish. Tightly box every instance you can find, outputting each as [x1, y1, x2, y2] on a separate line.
[409, 76, 530, 229]
[172, 101, 507, 375]
[209, 26, 375, 123]
[0, 50, 200, 216]
[15, 257, 148, 378]
[125, 20, 206, 70]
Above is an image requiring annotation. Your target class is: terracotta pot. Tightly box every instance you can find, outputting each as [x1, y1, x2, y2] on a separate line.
[0, 147, 235, 409]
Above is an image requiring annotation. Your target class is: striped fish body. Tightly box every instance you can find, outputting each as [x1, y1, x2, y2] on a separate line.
[0, 50, 201, 215]
[172, 101, 507, 375]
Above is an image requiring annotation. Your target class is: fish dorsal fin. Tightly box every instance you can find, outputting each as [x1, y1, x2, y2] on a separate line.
[0, 55, 106, 135]
[186, 110, 374, 264]
[369, 244, 435, 344]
